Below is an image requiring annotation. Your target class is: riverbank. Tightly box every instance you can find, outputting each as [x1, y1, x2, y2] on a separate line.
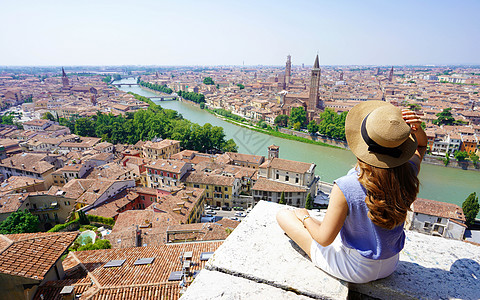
[204, 108, 343, 149]
[202, 106, 480, 172]
[138, 85, 176, 98]
[423, 155, 480, 172]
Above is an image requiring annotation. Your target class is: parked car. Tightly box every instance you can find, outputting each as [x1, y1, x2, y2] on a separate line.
[205, 210, 217, 215]
[222, 206, 232, 211]
[246, 208, 252, 213]
[211, 206, 220, 210]
[233, 206, 244, 211]
[236, 212, 246, 217]
[230, 217, 239, 221]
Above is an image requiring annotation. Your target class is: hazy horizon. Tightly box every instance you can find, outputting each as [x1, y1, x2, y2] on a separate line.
[1, 0, 479, 66]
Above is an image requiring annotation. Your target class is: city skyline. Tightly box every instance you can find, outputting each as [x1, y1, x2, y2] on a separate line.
[1, 0, 479, 66]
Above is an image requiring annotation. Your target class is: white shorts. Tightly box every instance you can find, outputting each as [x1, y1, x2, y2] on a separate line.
[310, 235, 399, 283]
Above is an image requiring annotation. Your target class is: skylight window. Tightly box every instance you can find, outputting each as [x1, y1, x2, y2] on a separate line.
[134, 257, 155, 265]
[103, 259, 126, 268]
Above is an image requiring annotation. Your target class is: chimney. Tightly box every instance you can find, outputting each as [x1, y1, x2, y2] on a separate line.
[135, 225, 142, 247]
[172, 208, 182, 214]
[177, 201, 186, 208]
[59, 286, 75, 300]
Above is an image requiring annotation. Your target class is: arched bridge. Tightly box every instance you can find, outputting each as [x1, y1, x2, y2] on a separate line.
[111, 83, 139, 87]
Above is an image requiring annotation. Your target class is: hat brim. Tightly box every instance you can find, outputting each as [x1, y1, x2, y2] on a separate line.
[345, 101, 418, 168]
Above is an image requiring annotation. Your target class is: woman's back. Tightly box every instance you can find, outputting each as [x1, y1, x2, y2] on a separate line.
[336, 168, 405, 260]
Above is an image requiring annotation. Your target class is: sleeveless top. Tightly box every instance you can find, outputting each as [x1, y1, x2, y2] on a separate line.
[335, 167, 409, 260]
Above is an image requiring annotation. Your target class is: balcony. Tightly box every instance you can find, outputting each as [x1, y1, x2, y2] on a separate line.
[29, 202, 60, 212]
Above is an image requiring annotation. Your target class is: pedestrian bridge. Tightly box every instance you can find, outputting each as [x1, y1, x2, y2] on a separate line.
[111, 83, 139, 87]
[149, 95, 177, 101]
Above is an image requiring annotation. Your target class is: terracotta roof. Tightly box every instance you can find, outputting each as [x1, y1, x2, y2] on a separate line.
[0, 232, 78, 280]
[0, 193, 29, 214]
[146, 159, 188, 173]
[34, 241, 222, 299]
[252, 178, 307, 193]
[143, 139, 180, 150]
[0, 153, 55, 174]
[225, 152, 264, 164]
[0, 176, 45, 194]
[260, 157, 314, 173]
[412, 198, 466, 222]
[183, 171, 235, 186]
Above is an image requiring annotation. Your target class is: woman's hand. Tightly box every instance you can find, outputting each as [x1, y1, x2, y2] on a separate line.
[294, 208, 309, 221]
[401, 109, 422, 131]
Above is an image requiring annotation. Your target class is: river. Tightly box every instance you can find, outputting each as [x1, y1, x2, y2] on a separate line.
[115, 78, 480, 213]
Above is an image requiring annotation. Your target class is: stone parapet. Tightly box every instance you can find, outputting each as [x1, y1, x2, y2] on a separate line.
[181, 201, 480, 299]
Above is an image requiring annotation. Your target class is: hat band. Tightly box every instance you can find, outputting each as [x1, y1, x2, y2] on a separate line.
[361, 114, 402, 158]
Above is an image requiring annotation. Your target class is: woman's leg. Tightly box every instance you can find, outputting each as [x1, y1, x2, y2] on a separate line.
[276, 209, 314, 257]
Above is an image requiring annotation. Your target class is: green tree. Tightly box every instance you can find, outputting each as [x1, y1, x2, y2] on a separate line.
[257, 120, 268, 129]
[462, 192, 479, 227]
[274, 114, 289, 127]
[203, 77, 215, 85]
[0, 112, 16, 125]
[470, 153, 479, 167]
[236, 83, 245, 89]
[305, 193, 313, 210]
[407, 103, 422, 111]
[433, 108, 455, 126]
[0, 210, 39, 234]
[279, 191, 286, 205]
[77, 239, 111, 251]
[222, 139, 238, 152]
[318, 108, 347, 140]
[200, 103, 205, 109]
[307, 120, 319, 134]
[293, 122, 301, 131]
[78, 210, 90, 225]
[74, 117, 96, 137]
[454, 151, 469, 161]
[290, 107, 307, 127]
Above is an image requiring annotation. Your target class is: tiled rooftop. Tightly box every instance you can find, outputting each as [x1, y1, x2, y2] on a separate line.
[0, 232, 78, 280]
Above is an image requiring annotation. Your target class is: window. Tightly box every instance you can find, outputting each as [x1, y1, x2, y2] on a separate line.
[436, 217, 442, 223]
[207, 193, 210, 197]
[295, 178, 299, 184]
[225, 194, 229, 199]
[276, 174, 279, 179]
[423, 222, 431, 229]
[225, 187, 228, 191]
[285, 176, 289, 182]
[194, 184, 200, 188]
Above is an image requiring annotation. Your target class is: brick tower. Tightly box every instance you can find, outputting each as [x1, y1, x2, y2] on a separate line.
[308, 55, 321, 112]
[61, 67, 69, 88]
[285, 55, 292, 87]
[388, 66, 394, 82]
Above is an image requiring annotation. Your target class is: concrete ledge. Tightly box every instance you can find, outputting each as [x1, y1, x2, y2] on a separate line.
[181, 269, 312, 299]
[181, 201, 480, 300]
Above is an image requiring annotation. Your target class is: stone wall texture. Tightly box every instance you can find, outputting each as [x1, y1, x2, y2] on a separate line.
[181, 201, 480, 299]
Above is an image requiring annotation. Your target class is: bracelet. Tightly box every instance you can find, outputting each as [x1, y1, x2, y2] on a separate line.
[302, 215, 310, 227]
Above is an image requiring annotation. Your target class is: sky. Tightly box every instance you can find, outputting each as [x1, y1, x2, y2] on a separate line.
[1, 0, 479, 66]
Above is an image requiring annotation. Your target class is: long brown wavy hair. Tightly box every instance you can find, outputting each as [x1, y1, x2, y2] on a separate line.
[357, 159, 419, 230]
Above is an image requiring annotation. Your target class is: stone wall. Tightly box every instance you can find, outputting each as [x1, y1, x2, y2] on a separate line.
[181, 201, 480, 300]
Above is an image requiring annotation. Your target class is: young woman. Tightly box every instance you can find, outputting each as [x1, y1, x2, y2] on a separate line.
[276, 101, 427, 283]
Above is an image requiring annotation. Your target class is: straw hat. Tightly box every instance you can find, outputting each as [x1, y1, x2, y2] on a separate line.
[345, 101, 417, 168]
